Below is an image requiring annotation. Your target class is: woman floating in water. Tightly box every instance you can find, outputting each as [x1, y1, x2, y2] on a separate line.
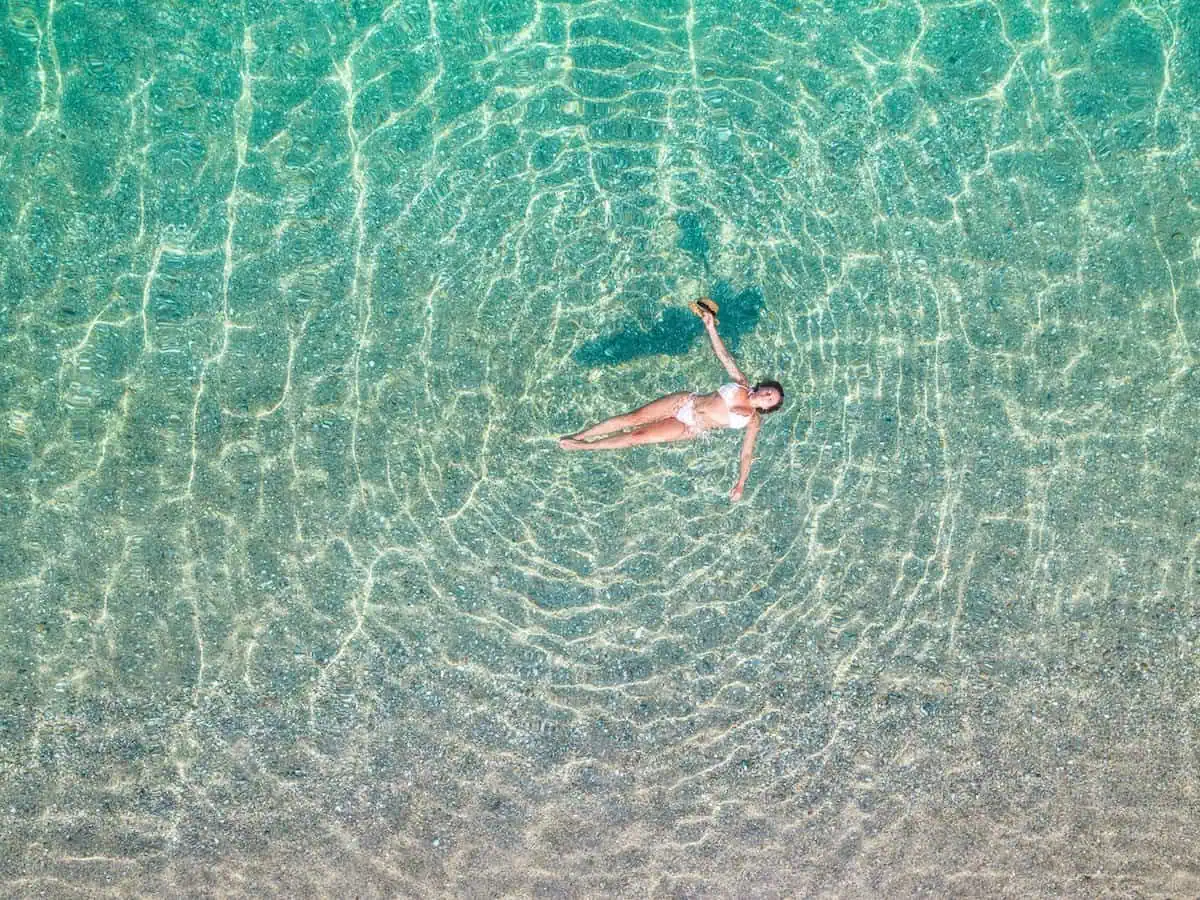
[559, 299, 784, 502]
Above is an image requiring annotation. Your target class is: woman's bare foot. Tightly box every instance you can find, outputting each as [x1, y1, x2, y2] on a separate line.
[559, 437, 585, 450]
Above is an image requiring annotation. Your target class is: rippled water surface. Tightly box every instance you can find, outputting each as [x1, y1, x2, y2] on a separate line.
[2, 0, 1198, 896]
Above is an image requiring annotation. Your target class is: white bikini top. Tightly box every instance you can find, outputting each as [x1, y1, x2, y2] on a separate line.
[719, 383, 752, 429]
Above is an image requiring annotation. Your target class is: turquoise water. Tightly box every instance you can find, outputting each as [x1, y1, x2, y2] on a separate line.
[1, 0, 1197, 894]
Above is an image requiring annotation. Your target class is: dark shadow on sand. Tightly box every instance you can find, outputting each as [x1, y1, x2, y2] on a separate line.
[572, 281, 766, 367]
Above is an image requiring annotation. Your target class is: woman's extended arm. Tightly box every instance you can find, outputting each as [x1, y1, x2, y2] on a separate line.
[730, 415, 761, 502]
[700, 308, 747, 385]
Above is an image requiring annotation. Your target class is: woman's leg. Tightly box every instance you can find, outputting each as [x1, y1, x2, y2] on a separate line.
[560, 416, 694, 450]
[567, 392, 691, 441]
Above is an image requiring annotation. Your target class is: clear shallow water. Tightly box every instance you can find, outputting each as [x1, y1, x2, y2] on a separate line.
[1, 0, 1197, 895]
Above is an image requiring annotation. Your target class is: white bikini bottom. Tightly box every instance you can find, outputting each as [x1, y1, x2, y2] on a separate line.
[674, 395, 701, 430]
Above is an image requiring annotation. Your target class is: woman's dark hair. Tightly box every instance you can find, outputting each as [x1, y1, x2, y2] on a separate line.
[753, 380, 784, 413]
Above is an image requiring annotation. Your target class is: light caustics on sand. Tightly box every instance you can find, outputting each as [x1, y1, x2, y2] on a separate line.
[0, 0, 1197, 895]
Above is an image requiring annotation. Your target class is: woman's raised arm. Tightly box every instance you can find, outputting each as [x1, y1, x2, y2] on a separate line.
[699, 307, 747, 384]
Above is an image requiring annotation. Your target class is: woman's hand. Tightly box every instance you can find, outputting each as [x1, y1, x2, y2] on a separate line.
[729, 484, 744, 502]
[699, 307, 716, 327]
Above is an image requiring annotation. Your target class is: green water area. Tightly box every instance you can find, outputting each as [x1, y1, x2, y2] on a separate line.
[1, 0, 1197, 895]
